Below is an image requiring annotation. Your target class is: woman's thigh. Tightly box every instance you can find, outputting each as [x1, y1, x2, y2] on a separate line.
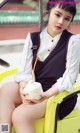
[0, 82, 22, 105]
[13, 99, 47, 121]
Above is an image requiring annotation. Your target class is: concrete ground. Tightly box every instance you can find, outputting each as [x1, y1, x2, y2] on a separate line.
[0, 40, 24, 72]
[0, 51, 22, 72]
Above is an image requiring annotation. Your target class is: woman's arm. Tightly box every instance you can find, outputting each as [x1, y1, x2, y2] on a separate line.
[54, 35, 80, 92]
[14, 33, 33, 83]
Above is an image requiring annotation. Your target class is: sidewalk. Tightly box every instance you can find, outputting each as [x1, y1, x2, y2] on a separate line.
[0, 52, 22, 72]
[0, 39, 24, 72]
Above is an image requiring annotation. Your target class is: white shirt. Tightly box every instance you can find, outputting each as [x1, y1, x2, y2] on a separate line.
[14, 27, 80, 92]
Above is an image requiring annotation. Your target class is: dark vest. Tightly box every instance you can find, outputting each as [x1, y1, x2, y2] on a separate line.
[31, 30, 73, 91]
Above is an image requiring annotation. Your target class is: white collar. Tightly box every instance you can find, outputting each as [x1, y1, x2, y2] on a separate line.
[40, 27, 62, 43]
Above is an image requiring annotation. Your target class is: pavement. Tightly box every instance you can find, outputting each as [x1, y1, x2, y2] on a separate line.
[0, 39, 24, 73]
[0, 52, 22, 72]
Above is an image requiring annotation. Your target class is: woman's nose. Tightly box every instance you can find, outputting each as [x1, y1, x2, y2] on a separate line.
[58, 18, 64, 24]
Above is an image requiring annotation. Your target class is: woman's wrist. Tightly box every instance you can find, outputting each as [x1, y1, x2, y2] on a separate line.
[44, 85, 59, 98]
[19, 81, 28, 88]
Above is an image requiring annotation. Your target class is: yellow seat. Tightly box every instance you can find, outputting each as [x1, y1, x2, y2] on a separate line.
[44, 83, 80, 133]
[0, 68, 80, 133]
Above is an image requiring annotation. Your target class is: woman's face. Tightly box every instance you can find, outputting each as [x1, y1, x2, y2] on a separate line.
[47, 6, 73, 37]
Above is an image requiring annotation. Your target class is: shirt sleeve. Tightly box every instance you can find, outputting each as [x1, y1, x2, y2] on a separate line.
[54, 35, 80, 92]
[14, 33, 33, 82]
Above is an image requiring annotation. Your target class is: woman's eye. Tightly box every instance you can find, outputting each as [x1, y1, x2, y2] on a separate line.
[65, 18, 70, 21]
[55, 14, 60, 17]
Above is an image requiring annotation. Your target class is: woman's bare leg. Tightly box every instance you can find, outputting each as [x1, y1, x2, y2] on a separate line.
[12, 99, 47, 133]
[0, 82, 22, 133]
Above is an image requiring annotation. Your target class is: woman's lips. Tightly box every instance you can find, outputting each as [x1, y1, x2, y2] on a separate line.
[55, 26, 62, 30]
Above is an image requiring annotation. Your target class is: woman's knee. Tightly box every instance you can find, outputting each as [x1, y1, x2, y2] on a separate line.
[12, 107, 26, 125]
[0, 82, 19, 101]
[12, 101, 47, 125]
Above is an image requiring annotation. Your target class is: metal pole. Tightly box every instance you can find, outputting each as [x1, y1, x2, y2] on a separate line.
[38, 0, 43, 31]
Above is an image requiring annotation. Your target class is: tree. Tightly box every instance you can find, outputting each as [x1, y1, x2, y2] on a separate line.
[23, 0, 47, 10]
[77, 4, 80, 12]
[23, 0, 38, 10]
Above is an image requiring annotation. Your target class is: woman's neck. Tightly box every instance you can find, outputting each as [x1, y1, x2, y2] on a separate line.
[47, 27, 58, 38]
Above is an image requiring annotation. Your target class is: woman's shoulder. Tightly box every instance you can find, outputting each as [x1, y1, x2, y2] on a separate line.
[70, 33, 80, 41]
[69, 33, 80, 46]
[67, 33, 80, 53]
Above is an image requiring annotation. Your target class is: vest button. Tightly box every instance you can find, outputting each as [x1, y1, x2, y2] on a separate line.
[48, 49, 50, 52]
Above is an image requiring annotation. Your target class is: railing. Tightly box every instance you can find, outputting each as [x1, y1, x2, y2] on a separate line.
[0, 11, 39, 24]
[0, 11, 80, 25]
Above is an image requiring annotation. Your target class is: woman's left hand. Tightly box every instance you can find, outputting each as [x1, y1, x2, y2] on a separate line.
[23, 92, 47, 104]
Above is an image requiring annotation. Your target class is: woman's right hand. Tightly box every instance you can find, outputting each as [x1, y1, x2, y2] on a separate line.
[19, 81, 28, 103]
[19, 81, 35, 104]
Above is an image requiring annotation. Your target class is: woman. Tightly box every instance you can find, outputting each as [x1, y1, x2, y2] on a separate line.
[0, 0, 80, 133]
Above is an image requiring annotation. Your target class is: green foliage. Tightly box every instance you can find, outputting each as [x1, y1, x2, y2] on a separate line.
[77, 4, 80, 12]
[23, 0, 47, 11]
[23, 0, 38, 10]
